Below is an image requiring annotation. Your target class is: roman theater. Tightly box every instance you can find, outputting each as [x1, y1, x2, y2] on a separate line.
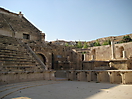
[0, 8, 132, 99]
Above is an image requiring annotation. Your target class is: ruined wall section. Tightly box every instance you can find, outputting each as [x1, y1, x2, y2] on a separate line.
[90, 45, 111, 61]
[84, 42, 132, 61]
[51, 45, 79, 70]
[114, 42, 132, 59]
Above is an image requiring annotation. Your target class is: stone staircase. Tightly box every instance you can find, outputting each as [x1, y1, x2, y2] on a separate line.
[0, 35, 44, 72]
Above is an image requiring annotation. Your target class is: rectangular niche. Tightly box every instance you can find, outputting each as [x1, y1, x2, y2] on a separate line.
[23, 33, 30, 39]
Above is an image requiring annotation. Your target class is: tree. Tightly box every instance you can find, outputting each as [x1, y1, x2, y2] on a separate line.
[103, 40, 111, 45]
[93, 40, 101, 46]
[65, 42, 69, 46]
[82, 42, 88, 49]
[122, 35, 132, 43]
[76, 41, 83, 48]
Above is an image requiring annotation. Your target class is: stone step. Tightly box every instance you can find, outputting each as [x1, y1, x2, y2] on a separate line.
[2, 59, 37, 63]
[2, 67, 34, 71]
[0, 58, 35, 61]
[3, 61, 37, 65]
[0, 53, 30, 57]
[1, 59, 36, 62]
[0, 65, 41, 72]
[0, 56, 33, 60]
[0, 47, 26, 52]
[2, 65, 35, 68]
[0, 50, 29, 54]
[0, 41, 23, 46]
[0, 52, 29, 57]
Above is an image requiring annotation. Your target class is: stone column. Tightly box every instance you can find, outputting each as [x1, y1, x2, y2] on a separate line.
[77, 72, 81, 81]
[120, 72, 126, 84]
[97, 72, 101, 83]
[108, 71, 115, 84]
[67, 71, 70, 80]
[123, 51, 126, 59]
[91, 55, 94, 60]
[111, 41, 115, 59]
[84, 54, 86, 61]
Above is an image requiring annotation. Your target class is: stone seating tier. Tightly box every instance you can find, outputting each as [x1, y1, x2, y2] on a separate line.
[0, 34, 43, 72]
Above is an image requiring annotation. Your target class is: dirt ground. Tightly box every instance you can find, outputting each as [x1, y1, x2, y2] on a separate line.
[0, 80, 132, 99]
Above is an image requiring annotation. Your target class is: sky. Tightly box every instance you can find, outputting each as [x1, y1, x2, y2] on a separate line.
[1, 0, 132, 41]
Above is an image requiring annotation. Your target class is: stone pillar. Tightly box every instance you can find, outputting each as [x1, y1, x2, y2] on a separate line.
[84, 54, 86, 61]
[91, 55, 94, 60]
[108, 71, 115, 84]
[77, 72, 81, 81]
[86, 71, 91, 82]
[123, 51, 126, 59]
[120, 72, 126, 84]
[111, 41, 115, 59]
[97, 72, 101, 83]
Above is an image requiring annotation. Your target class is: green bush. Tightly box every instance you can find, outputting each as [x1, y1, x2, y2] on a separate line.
[103, 40, 111, 45]
[122, 35, 132, 43]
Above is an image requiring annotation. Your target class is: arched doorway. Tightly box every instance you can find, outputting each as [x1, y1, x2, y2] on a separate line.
[37, 53, 46, 65]
[91, 49, 96, 60]
[119, 46, 124, 58]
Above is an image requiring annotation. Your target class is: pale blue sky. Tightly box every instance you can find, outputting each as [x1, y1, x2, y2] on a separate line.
[1, 0, 132, 41]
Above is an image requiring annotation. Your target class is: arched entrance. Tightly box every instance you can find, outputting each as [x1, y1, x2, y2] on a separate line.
[37, 53, 46, 65]
[91, 49, 96, 60]
[119, 46, 124, 58]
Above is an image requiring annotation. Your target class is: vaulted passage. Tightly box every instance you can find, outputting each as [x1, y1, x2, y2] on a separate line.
[37, 54, 46, 65]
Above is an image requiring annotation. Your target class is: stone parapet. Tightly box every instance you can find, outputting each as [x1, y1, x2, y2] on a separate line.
[67, 70, 132, 84]
[0, 70, 56, 85]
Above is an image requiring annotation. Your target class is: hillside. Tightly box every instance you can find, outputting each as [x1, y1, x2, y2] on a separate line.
[52, 33, 132, 48]
[88, 33, 132, 45]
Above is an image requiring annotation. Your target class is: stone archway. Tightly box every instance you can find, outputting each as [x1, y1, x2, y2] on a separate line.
[91, 49, 96, 60]
[119, 46, 124, 58]
[37, 53, 46, 65]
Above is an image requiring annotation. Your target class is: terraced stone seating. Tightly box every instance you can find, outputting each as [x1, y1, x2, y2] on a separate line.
[0, 35, 43, 72]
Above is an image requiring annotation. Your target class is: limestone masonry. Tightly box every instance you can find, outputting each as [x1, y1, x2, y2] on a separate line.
[0, 7, 132, 85]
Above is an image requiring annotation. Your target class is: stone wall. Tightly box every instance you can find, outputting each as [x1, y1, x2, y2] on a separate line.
[0, 71, 55, 85]
[67, 70, 132, 84]
[83, 42, 132, 61]
[0, 8, 45, 42]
